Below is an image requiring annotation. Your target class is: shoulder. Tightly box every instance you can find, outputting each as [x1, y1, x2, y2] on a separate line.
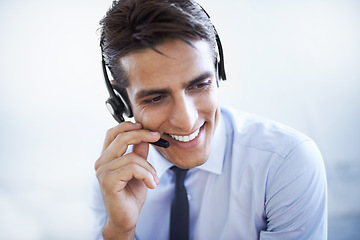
[220, 106, 313, 159]
[220, 107, 327, 238]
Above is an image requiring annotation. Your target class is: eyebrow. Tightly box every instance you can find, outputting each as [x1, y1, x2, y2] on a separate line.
[135, 71, 214, 100]
[183, 71, 213, 89]
[135, 88, 172, 100]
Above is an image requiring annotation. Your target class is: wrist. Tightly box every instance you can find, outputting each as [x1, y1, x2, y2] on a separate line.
[102, 219, 135, 240]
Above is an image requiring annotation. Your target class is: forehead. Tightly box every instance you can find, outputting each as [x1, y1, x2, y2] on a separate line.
[121, 39, 215, 90]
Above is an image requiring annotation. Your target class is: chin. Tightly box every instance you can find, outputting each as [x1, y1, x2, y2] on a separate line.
[175, 156, 207, 169]
[156, 146, 210, 169]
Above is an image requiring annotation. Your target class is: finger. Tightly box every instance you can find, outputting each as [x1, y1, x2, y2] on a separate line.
[95, 130, 160, 170]
[132, 142, 149, 160]
[102, 122, 143, 152]
[99, 162, 159, 191]
[96, 152, 158, 183]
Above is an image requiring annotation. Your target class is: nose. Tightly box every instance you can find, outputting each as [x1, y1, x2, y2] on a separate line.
[169, 93, 198, 132]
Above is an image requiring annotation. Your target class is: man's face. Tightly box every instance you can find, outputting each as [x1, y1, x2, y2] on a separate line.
[123, 39, 220, 169]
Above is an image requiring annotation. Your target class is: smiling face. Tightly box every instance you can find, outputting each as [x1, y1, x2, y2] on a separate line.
[123, 39, 220, 169]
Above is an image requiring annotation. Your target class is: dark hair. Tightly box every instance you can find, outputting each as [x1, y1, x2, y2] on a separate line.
[100, 0, 216, 88]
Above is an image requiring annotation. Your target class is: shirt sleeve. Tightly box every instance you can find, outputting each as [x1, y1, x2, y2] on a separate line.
[91, 177, 107, 240]
[260, 140, 327, 240]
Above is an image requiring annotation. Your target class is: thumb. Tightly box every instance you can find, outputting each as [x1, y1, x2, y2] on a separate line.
[132, 142, 150, 159]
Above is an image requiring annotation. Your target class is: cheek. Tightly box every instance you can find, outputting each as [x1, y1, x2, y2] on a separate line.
[199, 88, 220, 114]
[133, 107, 166, 131]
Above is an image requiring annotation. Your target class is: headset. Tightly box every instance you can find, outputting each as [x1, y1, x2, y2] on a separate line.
[100, 2, 226, 125]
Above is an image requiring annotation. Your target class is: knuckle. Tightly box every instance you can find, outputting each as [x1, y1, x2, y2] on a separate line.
[114, 132, 124, 141]
[106, 122, 132, 137]
[94, 157, 102, 171]
[122, 121, 134, 128]
[127, 162, 140, 171]
[126, 152, 137, 159]
[98, 170, 111, 186]
[95, 164, 104, 179]
[105, 126, 116, 138]
[113, 134, 128, 149]
[95, 169, 102, 180]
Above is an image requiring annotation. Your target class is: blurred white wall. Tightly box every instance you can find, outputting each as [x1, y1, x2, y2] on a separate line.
[0, 0, 359, 239]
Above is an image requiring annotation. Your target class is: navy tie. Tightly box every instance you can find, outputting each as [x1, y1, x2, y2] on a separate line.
[170, 166, 189, 240]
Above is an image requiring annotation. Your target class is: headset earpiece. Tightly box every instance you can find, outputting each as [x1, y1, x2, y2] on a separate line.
[100, 2, 226, 123]
[105, 96, 126, 123]
[102, 59, 133, 123]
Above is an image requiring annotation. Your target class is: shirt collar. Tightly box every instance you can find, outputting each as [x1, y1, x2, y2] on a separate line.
[194, 112, 225, 175]
[148, 146, 173, 179]
[148, 111, 226, 178]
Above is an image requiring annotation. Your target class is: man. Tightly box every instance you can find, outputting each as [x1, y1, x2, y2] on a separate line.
[93, 0, 327, 239]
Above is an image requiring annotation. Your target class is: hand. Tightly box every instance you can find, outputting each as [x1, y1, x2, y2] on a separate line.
[94, 122, 161, 239]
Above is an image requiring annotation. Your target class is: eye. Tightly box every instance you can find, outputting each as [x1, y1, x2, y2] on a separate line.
[143, 95, 164, 104]
[195, 82, 210, 88]
[189, 80, 212, 90]
[152, 95, 162, 102]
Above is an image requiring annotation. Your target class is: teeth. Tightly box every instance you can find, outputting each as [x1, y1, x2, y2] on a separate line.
[169, 128, 200, 142]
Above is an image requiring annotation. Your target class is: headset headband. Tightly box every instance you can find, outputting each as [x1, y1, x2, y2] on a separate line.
[101, 1, 226, 123]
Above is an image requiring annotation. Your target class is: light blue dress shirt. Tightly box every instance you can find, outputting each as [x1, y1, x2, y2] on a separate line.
[93, 107, 327, 240]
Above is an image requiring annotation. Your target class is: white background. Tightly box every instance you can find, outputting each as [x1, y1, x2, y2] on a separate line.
[0, 0, 359, 239]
